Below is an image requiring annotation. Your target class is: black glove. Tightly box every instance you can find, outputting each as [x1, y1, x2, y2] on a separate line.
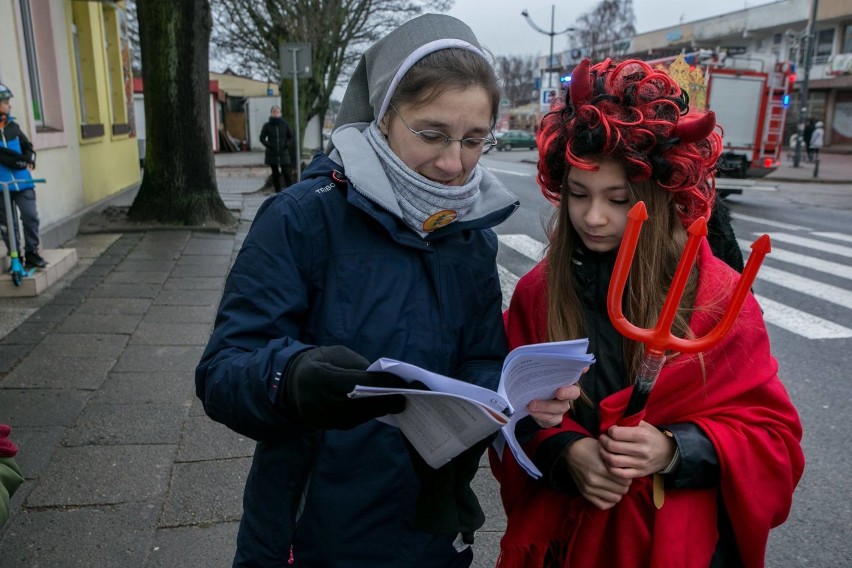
[283, 345, 408, 430]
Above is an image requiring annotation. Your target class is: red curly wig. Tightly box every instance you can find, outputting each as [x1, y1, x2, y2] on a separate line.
[537, 58, 723, 225]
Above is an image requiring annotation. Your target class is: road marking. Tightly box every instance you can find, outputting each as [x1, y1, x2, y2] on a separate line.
[766, 233, 852, 260]
[756, 265, 852, 309]
[497, 264, 519, 310]
[497, 234, 852, 340]
[486, 167, 533, 177]
[812, 232, 852, 244]
[498, 234, 546, 261]
[731, 213, 811, 231]
[738, 239, 852, 281]
[718, 183, 777, 192]
[754, 295, 852, 339]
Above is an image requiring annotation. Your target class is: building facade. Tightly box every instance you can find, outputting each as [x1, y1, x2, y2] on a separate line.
[542, 0, 852, 150]
[0, 0, 141, 249]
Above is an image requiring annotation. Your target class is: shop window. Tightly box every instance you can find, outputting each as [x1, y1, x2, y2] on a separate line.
[843, 24, 852, 54]
[102, 4, 131, 135]
[17, 0, 63, 134]
[72, 3, 104, 138]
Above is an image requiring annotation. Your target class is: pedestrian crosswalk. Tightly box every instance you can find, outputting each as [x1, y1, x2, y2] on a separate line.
[497, 218, 852, 340]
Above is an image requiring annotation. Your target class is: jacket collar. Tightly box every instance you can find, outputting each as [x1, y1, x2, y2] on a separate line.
[328, 123, 518, 239]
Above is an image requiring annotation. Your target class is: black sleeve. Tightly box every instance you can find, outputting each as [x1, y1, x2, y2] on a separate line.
[0, 147, 26, 169]
[530, 427, 587, 495]
[706, 200, 744, 272]
[16, 129, 34, 163]
[661, 423, 721, 489]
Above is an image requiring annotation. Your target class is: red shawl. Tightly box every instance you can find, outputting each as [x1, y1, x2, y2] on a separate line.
[492, 240, 804, 568]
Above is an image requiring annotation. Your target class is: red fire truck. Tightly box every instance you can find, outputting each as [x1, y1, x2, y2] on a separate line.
[649, 52, 796, 180]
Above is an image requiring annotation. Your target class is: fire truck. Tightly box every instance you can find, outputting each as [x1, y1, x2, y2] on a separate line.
[650, 52, 796, 180]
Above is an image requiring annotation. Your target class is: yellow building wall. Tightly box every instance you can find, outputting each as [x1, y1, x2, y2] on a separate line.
[210, 72, 280, 97]
[67, 1, 139, 206]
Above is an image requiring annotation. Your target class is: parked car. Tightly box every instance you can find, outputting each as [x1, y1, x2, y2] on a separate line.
[491, 130, 537, 152]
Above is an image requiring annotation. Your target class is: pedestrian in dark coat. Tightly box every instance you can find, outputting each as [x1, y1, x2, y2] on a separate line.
[803, 119, 816, 161]
[259, 105, 293, 192]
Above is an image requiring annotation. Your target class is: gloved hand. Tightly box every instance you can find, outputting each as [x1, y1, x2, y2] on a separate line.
[283, 345, 408, 430]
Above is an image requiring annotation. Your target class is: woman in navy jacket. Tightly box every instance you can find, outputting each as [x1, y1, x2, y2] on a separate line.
[197, 14, 522, 567]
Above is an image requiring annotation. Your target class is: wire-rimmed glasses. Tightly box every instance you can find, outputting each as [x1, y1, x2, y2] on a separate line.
[391, 105, 496, 152]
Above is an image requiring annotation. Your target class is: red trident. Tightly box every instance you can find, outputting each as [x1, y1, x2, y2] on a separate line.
[607, 201, 771, 426]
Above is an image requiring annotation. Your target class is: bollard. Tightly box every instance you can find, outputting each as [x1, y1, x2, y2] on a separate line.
[813, 158, 820, 178]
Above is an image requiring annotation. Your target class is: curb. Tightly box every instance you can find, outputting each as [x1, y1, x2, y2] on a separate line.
[764, 177, 852, 185]
[517, 159, 849, 185]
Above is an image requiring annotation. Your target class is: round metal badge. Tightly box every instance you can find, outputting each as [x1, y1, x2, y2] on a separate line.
[422, 210, 458, 232]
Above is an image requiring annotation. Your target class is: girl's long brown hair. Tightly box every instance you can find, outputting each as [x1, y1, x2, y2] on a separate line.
[545, 168, 698, 383]
[537, 58, 722, 381]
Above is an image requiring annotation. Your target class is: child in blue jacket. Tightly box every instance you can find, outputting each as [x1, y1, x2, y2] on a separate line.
[0, 84, 46, 269]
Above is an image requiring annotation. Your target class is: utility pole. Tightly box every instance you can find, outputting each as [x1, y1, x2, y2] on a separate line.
[521, 5, 576, 89]
[793, 0, 819, 168]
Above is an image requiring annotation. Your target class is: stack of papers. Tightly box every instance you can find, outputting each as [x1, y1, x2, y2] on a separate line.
[350, 339, 594, 478]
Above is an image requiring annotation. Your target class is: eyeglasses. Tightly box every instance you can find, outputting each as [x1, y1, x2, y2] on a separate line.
[391, 106, 496, 152]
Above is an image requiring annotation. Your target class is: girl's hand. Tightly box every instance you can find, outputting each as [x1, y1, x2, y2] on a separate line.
[526, 384, 581, 428]
[598, 420, 676, 479]
[563, 437, 632, 510]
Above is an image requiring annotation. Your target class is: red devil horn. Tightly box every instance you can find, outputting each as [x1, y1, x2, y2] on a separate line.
[673, 111, 716, 144]
[569, 59, 592, 106]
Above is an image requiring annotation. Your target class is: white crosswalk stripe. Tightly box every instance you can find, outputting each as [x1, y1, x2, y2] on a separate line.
[731, 213, 811, 231]
[766, 233, 852, 260]
[811, 232, 852, 244]
[498, 234, 545, 261]
[752, 295, 852, 339]
[497, 265, 518, 311]
[497, 227, 852, 340]
[737, 239, 852, 281]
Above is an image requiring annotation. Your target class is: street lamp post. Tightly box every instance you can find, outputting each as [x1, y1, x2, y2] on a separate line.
[793, 0, 819, 168]
[521, 5, 576, 88]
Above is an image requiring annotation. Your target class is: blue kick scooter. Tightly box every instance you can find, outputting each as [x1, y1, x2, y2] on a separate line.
[1, 177, 45, 287]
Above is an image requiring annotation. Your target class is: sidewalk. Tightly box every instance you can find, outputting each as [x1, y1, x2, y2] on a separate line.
[0, 155, 504, 567]
[765, 149, 852, 184]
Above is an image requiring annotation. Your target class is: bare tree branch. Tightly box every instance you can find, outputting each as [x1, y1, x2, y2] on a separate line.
[575, 0, 636, 61]
[210, 0, 453, 143]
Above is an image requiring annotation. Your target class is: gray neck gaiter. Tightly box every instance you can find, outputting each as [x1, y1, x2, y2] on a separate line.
[365, 122, 481, 236]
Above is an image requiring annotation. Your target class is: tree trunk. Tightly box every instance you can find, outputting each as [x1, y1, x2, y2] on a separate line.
[130, 0, 234, 226]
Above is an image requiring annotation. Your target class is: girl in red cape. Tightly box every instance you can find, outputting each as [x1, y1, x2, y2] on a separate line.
[490, 58, 804, 568]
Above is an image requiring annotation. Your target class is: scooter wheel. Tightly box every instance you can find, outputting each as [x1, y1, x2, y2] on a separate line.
[12, 272, 21, 287]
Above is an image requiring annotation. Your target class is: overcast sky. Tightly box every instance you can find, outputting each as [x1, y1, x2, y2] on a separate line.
[445, 0, 777, 57]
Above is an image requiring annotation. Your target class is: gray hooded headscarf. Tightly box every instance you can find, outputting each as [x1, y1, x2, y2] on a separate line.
[327, 13, 518, 238]
[330, 14, 487, 139]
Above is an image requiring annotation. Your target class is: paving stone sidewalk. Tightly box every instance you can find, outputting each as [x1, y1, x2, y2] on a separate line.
[0, 166, 506, 567]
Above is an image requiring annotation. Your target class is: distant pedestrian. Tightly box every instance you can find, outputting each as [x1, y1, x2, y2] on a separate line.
[810, 120, 825, 162]
[259, 105, 294, 192]
[0, 84, 46, 269]
[803, 119, 816, 161]
[787, 132, 799, 162]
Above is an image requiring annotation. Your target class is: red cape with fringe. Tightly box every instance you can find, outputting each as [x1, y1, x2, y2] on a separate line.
[492, 241, 804, 568]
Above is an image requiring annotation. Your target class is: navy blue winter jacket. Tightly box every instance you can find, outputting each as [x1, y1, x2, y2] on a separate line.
[196, 152, 517, 567]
